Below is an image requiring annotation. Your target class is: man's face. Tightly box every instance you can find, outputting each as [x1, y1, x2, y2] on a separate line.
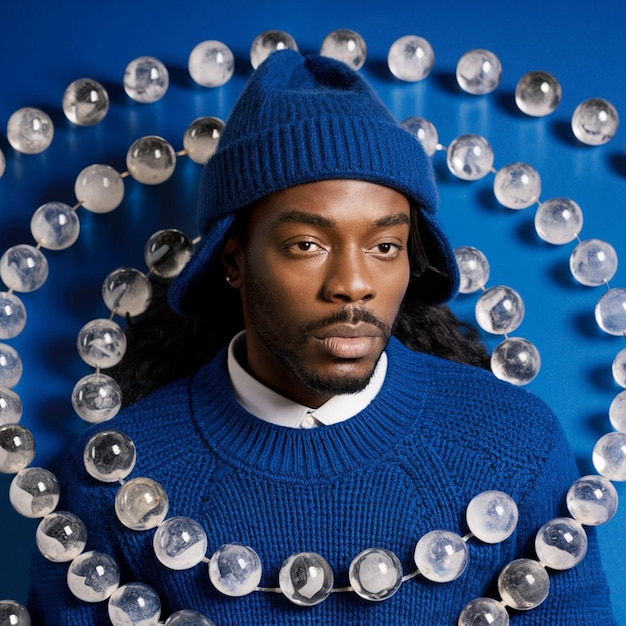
[228, 179, 411, 408]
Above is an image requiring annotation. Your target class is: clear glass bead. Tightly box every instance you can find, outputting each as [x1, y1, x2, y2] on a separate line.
[594, 288, 626, 336]
[67, 550, 120, 602]
[183, 117, 225, 164]
[454, 246, 490, 294]
[446, 134, 494, 180]
[279, 552, 334, 606]
[124, 56, 169, 103]
[387, 35, 435, 82]
[610, 391, 626, 432]
[612, 348, 626, 388]
[250, 30, 298, 69]
[456, 49, 502, 95]
[0, 343, 23, 388]
[414, 530, 468, 583]
[108, 583, 161, 626]
[208, 543, 262, 597]
[569, 239, 618, 286]
[188, 40, 235, 87]
[593, 432, 626, 481]
[320, 29, 367, 70]
[153, 516, 208, 570]
[76, 318, 127, 369]
[0, 291, 26, 339]
[126, 136, 176, 185]
[458, 597, 509, 626]
[348, 547, 403, 600]
[0, 386, 23, 425]
[475, 285, 525, 335]
[0, 244, 48, 292]
[515, 71, 562, 117]
[535, 197, 583, 244]
[36, 510, 87, 562]
[7, 107, 54, 154]
[401, 117, 439, 156]
[72, 373, 122, 423]
[62, 78, 109, 126]
[571, 98, 619, 145]
[0, 600, 31, 626]
[466, 491, 518, 544]
[164, 610, 216, 626]
[0, 148, 5, 179]
[83, 430, 136, 483]
[0, 423, 34, 473]
[145, 229, 194, 278]
[30, 201, 80, 250]
[75, 164, 125, 213]
[102, 267, 153, 317]
[493, 162, 541, 209]
[491, 337, 541, 386]
[567, 474, 619, 525]
[115, 476, 169, 530]
[535, 517, 587, 570]
[498, 559, 550, 610]
[9, 467, 59, 518]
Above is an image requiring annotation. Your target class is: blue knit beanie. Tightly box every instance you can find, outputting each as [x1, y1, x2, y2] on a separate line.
[169, 49, 459, 316]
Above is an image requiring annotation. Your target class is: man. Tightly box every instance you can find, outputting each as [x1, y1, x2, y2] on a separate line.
[30, 50, 615, 624]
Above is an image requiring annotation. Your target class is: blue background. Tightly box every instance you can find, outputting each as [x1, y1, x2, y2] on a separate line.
[1, 0, 625, 622]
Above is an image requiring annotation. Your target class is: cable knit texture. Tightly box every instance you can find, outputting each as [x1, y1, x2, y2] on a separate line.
[29, 339, 615, 625]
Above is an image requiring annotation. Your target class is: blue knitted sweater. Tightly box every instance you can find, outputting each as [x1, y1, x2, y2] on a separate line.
[29, 338, 615, 624]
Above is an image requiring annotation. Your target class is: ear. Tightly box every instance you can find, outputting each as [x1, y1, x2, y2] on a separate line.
[221, 234, 244, 288]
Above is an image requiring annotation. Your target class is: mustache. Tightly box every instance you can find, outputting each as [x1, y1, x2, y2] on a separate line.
[301, 307, 391, 336]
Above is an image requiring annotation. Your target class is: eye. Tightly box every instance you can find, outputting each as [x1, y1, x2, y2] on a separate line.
[370, 242, 403, 257]
[284, 240, 325, 256]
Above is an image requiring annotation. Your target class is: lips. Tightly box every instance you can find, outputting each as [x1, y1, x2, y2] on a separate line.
[313, 324, 382, 359]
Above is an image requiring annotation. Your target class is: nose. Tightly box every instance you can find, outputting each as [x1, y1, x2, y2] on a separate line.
[322, 245, 376, 304]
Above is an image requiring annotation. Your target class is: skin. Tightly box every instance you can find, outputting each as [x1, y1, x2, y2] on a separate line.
[223, 179, 411, 409]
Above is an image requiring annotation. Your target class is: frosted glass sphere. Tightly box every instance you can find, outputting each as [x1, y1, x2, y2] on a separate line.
[108, 583, 161, 626]
[0, 148, 5, 179]
[9, 467, 59, 518]
[75, 164, 125, 213]
[76, 318, 127, 368]
[209, 543, 262, 597]
[387, 35, 435, 82]
[535, 197, 583, 244]
[124, 56, 169, 103]
[612, 348, 626, 388]
[456, 49, 502, 95]
[515, 71, 562, 117]
[0, 386, 23, 425]
[594, 288, 626, 336]
[36, 510, 87, 562]
[458, 597, 509, 626]
[30, 201, 80, 250]
[571, 98, 619, 145]
[145, 229, 194, 278]
[250, 30, 298, 69]
[466, 490, 518, 544]
[0, 600, 31, 626]
[348, 547, 403, 600]
[188, 40, 235, 87]
[491, 337, 541, 386]
[455, 246, 490, 294]
[0, 291, 26, 339]
[153, 516, 208, 570]
[83, 430, 136, 483]
[498, 559, 549, 610]
[570, 239, 618, 286]
[7, 107, 54, 154]
[183, 117, 225, 164]
[535, 517, 587, 570]
[126, 135, 176, 185]
[610, 391, 626, 432]
[567, 474, 619, 526]
[320, 29, 367, 70]
[475, 285, 525, 335]
[401, 117, 439, 156]
[414, 530, 468, 583]
[0, 423, 34, 473]
[0, 244, 48, 292]
[446, 134, 494, 180]
[102, 267, 153, 317]
[493, 162, 541, 209]
[165, 610, 216, 626]
[593, 432, 626, 481]
[115, 476, 169, 530]
[62, 78, 109, 126]
[0, 343, 23, 388]
[67, 550, 120, 602]
[72, 373, 122, 423]
[279, 552, 334, 606]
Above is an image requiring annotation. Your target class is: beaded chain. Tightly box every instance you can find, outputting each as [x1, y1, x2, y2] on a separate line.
[0, 29, 625, 626]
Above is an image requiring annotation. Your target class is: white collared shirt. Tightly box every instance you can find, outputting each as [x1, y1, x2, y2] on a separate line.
[227, 332, 387, 429]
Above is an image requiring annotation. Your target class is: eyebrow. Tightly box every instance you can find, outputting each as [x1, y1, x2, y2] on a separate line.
[272, 210, 411, 229]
